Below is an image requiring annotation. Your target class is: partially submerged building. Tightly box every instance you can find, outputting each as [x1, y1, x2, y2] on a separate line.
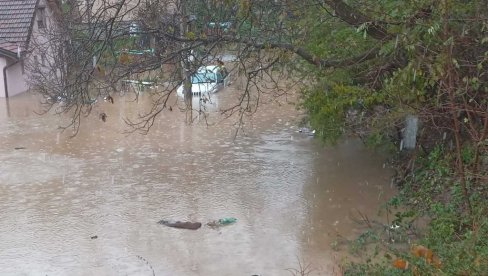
[0, 0, 57, 98]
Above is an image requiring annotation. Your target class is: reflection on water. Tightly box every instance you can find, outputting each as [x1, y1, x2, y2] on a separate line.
[0, 89, 395, 275]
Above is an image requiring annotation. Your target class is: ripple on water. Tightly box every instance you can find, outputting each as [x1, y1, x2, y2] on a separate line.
[0, 152, 83, 185]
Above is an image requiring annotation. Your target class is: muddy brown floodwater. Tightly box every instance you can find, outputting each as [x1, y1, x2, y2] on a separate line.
[0, 86, 396, 276]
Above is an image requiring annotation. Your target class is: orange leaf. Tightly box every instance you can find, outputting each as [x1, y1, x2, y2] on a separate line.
[393, 258, 409, 270]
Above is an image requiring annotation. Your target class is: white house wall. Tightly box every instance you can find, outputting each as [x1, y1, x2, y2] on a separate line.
[6, 62, 28, 97]
[20, 0, 55, 97]
[79, 0, 177, 21]
[29, 0, 53, 62]
[80, 0, 142, 21]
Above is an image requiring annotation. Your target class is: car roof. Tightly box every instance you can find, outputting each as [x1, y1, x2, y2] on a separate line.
[197, 65, 219, 73]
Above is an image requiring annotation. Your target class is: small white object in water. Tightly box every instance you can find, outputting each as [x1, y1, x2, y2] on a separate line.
[390, 223, 400, 230]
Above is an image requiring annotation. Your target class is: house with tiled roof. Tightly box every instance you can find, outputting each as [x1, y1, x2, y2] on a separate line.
[0, 0, 56, 97]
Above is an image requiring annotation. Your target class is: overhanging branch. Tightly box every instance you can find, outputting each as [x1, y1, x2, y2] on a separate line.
[159, 32, 381, 70]
[322, 0, 390, 40]
[250, 42, 381, 69]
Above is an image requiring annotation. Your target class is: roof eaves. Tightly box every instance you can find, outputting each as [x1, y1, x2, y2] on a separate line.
[0, 48, 18, 60]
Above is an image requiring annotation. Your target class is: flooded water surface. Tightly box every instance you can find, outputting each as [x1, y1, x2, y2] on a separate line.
[0, 88, 396, 275]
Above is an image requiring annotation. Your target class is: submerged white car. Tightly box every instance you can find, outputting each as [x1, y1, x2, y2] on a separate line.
[176, 65, 229, 98]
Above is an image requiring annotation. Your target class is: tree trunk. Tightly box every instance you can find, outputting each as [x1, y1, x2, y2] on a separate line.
[179, 0, 192, 122]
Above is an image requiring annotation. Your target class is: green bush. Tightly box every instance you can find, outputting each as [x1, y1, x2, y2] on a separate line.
[344, 146, 487, 275]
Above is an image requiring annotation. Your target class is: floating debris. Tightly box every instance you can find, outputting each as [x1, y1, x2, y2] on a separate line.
[99, 113, 107, 122]
[207, 217, 237, 229]
[158, 220, 202, 230]
[298, 127, 316, 136]
[219, 217, 237, 225]
[104, 95, 114, 104]
[90, 235, 98, 239]
[14, 147, 26, 150]
[390, 223, 400, 230]
[123, 79, 155, 86]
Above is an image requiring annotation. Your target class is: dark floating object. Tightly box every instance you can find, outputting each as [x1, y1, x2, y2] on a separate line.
[169, 106, 173, 112]
[14, 147, 26, 150]
[158, 220, 202, 230]
[99, 113, 107, 122]
[90, 235, 98, 239]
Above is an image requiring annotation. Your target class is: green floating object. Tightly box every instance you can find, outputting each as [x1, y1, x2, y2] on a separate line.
[218, 217, 237, 225]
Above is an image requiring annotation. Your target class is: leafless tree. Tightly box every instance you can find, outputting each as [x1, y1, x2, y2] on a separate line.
[25, 0, 399, 135]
